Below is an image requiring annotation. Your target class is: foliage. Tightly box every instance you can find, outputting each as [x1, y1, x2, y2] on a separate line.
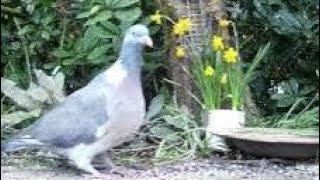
[271, 78, 318, 110]
[247, 93, 319, 129]
[105, 93, 210, 164]
[1, 0, 167, 134]
[1, 68, 66, 139]
[1, 0, 166, 93]
[1, 69, 65, 110]
[2, 0, 319, 164]
[226, 0, 319, 116]
[248, 107, 319, 130]
[146, 94, 210, 161]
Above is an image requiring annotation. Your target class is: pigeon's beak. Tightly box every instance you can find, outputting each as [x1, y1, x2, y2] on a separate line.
[143, 36, 153, 48]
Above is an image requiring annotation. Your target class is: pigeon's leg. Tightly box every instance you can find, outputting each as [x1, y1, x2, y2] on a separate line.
[73, 156, 101, 175]
[66, 145, 101, 175]
[93, 151, 116, 170]
[93, 152, 125, 176]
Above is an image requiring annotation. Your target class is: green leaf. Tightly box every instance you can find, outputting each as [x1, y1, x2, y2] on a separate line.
[271, 10, 303, 35]
[76, 55, 114, 65]
[87, 55, 111, 65]
[41, 31, 50, 40]
[62, 58, 78, 66]
[150, 125, 175, 139]
[87, 45, 111, 60]
[18, 25, 33, 36]
[82, 26, 105, 51]
[63, 54, 86, 65]
[76, 5, 101, 19]
[146, 94, 165, 120]
[163, 115, 188, 130]
[100, 21, 121, 35]
[114, 7, 142, 22]
[111, 0, 140, 9]
[1, 26, 10, 38]
[1, 109, 42, 127]
[52, 50, 73, 59]
[272, 94, 298, 108]
[84, 10, 113, 26]
[105, 0, 113, 6]
[43, 62, 58, 70]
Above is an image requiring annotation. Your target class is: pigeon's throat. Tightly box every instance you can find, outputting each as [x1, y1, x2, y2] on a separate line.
[120, 43, 144, 71]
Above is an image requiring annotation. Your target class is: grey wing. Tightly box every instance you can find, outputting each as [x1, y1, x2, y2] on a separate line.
[29, 76, 109, 148]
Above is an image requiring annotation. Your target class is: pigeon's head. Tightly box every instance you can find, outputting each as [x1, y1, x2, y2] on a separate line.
[123, 24, 153, 48]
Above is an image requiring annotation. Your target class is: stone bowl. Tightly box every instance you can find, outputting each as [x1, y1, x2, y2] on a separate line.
[216, 128, 319, 159]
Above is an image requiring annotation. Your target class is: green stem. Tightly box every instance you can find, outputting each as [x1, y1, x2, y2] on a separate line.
[13, 17, 32, 84]
[59, 17, 67, 50]
[231, 22, 242, 62]
[163, 16, 176, 25]
[58, 17, 67, 65]
[295, 94, 319, 119]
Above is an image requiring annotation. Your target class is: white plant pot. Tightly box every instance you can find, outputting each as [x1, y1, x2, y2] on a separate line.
[206, 110, 245, 152]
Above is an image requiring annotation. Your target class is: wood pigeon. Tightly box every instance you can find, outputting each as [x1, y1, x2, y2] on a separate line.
[2, 24, 153, 175]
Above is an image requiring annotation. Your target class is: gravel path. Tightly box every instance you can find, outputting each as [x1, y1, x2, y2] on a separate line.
[1, 159, 319, 180]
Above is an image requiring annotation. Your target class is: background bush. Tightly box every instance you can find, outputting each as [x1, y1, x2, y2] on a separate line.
[1, 0, 167, 100]
[1, 0, 319, 139]
[227, 0, 319, 119]
[1, 0, 319, 162]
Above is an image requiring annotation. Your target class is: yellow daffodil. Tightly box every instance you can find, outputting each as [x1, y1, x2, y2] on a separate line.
[150, 11, 163, 25]
[175, 46, 186, 59]
[212, 36, 224, 51]
[219, 19, 231, 28]
[173, 18, 192, 36]
[204, 66, 215, 77]
[180, 18, 192, 30]
[173, 24, 185, 36]
[220, 73, 228, 85]
[224, 48, 238, 63]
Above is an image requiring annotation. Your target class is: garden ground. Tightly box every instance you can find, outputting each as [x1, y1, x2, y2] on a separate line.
[1, 158, 319, 180]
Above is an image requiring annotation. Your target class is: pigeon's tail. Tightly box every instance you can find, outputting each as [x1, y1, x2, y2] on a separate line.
[1, 136, 43, 154]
